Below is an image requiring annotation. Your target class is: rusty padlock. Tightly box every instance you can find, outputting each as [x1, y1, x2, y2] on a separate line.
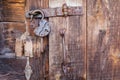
[32, 9, 51, 37]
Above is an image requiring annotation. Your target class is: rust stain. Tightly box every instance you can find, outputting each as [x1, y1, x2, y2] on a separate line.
[109, 46, 120, 64]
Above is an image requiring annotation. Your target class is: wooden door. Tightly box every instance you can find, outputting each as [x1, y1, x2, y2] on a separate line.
[0, 0, 120, 80]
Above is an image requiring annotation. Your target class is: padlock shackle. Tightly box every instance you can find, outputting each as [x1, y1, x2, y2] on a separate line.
[30, 9, 45, 20]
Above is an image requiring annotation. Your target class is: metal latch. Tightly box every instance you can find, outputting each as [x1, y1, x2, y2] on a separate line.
[26, 3, 83, 18]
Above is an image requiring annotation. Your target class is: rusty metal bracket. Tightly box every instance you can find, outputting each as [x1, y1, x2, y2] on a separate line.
[26, 3, 83, 18]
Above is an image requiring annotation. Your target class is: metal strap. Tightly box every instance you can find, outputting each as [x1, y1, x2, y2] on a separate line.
[26, 6, 83, 18]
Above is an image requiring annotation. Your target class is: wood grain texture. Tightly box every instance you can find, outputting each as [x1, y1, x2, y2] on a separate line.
[25, 0, 49, 80]
[0, 58, 26, 80]
[0, 0, 120, 80]
[49, 0, 86, 80]
[87, 0, 120, 80]
[0, 0, 25, 22]
[0, 22, 25, 53]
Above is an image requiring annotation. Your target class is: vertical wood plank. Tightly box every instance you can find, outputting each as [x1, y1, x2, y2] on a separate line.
[25, 0, 49, 80]
[49, 0, 86, 80]
[0, 0, 25, 53]
[87, 0, 120, 80]
[0, 0, 3, 21]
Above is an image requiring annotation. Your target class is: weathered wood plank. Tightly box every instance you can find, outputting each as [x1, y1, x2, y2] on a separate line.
[3, 0, 25, 3]
[0, 22, 25, 54]
[49, 0, 86, 80]
[0, 0, 25, 22]
[25, 0, 49, 11]
[87, 0, 120, 80]
[25, 0, 49, 80]
[0, 58, 26, 80]
[0, 1, 3, 21]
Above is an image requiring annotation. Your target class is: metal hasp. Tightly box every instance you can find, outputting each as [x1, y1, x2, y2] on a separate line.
[26, 3, 83, 18]
[59, 28, 72, 79]
[62, 3, 68, 16]
[59, 28, 67, 75]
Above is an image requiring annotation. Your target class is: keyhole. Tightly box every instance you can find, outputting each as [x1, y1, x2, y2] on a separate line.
[45, 29, 49, 32]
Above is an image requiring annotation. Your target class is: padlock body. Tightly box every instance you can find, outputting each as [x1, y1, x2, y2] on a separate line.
[34, 19, 51, 37]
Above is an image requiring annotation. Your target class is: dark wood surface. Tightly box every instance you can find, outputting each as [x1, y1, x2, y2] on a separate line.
[0, 58, 26, 80]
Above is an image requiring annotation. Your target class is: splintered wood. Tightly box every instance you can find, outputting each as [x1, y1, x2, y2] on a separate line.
[15, 38, 23, 57]
[33, 38, 44, 57]
[24, 39, 33, 57]
[15, 38, 45, 57]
